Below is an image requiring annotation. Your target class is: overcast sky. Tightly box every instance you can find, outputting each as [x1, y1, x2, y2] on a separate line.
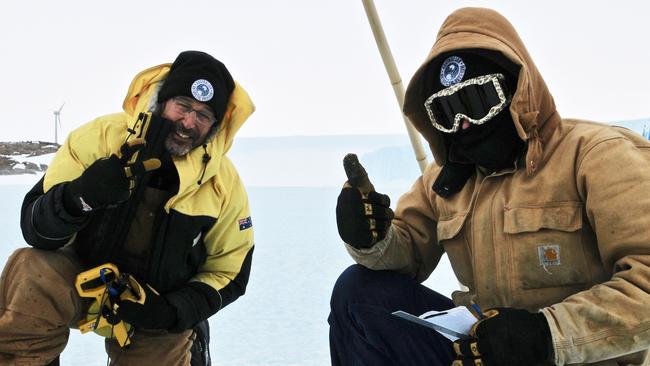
[1, 0, 648, 142]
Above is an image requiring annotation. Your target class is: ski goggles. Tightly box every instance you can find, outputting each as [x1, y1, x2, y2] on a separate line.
[424, 73, 511, 134]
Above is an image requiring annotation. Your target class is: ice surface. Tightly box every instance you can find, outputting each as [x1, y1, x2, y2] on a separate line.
[0, 175, 459, 365]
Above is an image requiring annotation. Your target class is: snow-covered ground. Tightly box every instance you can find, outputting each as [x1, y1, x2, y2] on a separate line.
[12, 153, 56, 166]
[0, 152, 54, 181]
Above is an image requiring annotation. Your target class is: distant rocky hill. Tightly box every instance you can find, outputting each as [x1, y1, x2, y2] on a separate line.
[0, 141, 59, 175]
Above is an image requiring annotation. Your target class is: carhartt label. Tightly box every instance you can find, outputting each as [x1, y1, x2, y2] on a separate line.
[538, 244, 561, 266]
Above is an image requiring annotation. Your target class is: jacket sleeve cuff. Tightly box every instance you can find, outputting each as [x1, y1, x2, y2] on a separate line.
[22, 181, 89, 249]
[540, 307, 564, 365]
[344, 226, 395, 268]
[166, 282, 222, 332]
[54, 182, 90, 222]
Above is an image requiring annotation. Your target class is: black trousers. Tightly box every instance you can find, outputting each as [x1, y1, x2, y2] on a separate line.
[328, 265, 455, 366]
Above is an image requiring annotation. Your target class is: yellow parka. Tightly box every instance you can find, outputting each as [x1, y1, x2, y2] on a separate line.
[30, 62, 255, 328]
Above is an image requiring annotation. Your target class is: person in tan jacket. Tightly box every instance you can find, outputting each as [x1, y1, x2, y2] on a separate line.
[329, 7, 650, 366]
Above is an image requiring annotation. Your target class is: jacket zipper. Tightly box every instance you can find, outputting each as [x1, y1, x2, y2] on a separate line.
[470, 167, 517, 304]
[147, 205, 169, 286]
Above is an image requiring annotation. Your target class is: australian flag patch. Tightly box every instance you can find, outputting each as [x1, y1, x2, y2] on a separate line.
[239, 216, 253, 231]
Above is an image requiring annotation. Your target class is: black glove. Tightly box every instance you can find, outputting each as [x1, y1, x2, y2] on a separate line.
[336, 187, 394, 249]
[452, 307, 552, 366]
[115, 278, 178, 330]
[63, 138, 160, 214]
[337, 153, 394, 249]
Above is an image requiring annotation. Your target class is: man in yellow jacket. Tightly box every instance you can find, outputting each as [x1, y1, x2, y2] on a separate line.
[330, 8, 650, 366]
[0, 51, 255, 365]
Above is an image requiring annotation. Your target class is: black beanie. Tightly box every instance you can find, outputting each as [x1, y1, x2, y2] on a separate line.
[158, 51, 235, 123]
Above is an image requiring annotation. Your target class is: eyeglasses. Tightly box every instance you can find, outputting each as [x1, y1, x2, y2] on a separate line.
[169, 97, 217, 126]
[424, 73, 511, 134]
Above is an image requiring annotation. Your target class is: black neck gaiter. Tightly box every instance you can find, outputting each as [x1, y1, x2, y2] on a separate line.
[433, 111, 524, 199]
[447, 111, 524, 173]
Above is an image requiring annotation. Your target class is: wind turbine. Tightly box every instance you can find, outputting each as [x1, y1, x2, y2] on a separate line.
[53, 103, 65, 145]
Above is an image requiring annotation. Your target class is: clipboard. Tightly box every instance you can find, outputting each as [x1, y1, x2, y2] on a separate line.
[392, 310, 470, 340]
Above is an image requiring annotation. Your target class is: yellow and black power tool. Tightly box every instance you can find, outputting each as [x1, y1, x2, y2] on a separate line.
[75, 263, 146, 347]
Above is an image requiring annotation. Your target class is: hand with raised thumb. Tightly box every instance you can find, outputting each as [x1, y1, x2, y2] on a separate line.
[336, 154, 394, 249]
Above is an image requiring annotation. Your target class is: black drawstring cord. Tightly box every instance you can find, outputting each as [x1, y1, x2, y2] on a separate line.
[124, 112, 148, 143]
[197, 144, 211, 185]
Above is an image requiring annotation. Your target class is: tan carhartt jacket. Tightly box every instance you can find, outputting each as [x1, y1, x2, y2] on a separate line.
[345, 7, 650, 366]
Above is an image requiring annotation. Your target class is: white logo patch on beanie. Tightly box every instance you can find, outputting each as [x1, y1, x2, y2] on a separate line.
[440, 56, 466, 87]
[191, 79, 214, 102]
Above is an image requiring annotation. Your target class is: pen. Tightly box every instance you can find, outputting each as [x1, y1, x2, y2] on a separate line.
[422, 311, 448, 319]
[470, 301, 485, 320]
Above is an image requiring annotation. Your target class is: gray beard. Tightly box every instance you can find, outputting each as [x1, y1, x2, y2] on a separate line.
[164, 134, 192, 157]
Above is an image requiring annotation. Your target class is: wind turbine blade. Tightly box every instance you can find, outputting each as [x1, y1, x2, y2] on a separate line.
[57, 102, 65, 113]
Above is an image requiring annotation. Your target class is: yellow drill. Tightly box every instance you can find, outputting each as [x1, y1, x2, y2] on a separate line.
[75, 263, 145, 347]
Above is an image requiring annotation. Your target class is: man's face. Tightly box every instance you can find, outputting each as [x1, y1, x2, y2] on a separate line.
[162, 96, 217, 156]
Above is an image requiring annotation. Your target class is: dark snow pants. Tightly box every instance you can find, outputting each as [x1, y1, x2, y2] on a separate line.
[328, 264, 456, 366]
[0, 247, 209, 366]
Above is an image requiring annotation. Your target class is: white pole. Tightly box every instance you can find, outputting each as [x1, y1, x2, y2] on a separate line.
[362, 1, 469, 292]
[361, 0, 429, 173]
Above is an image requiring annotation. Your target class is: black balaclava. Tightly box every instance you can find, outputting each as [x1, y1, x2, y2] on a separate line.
[423, 49, 524, 198]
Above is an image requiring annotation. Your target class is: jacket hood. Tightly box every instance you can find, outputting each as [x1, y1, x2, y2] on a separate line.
[403, 7, 560, 175]
[121, 62, 255, 187]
